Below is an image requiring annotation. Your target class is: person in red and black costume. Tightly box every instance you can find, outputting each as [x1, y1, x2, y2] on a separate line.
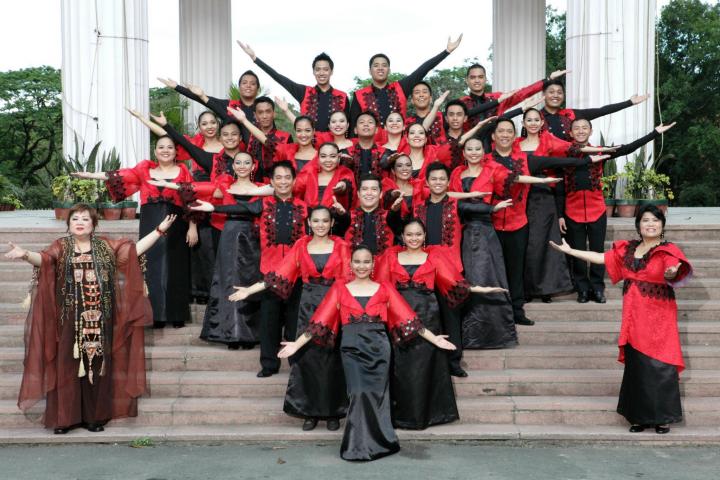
[238, 42, 349, 133]
[335, 174, 402, 255]
[558, 118, 676, 303]
[478, 118, 608, 326]
[435, 99, 502, 170]
[294, 142, 356, 214]
[158, 72, 260, 143]
[405, 83, 448, 145]
[227, 98, 292, 181]
[349, 35, 463, 131]
[541, 79, 650, 141]
[191, 161, 307, 378]
[343, 111, 386, 180]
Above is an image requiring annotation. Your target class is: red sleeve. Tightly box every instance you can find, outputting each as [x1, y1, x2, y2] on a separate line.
[604, 240, 628, 285]
[105, 162, 147, 202]
[496, 80, 544, 115]
[383, 282, 424, 344]
[306, 282, 341, 347]
[430, 251, 470, 308]
[293, 170, 309, 201]
[373, 251, 393, 284]
[264, 241, 302, 299]
[546, 135, 574, 157]
[658, 243, 693, 286]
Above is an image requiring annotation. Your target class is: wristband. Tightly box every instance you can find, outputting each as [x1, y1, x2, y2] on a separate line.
[156, 227, 167, 236]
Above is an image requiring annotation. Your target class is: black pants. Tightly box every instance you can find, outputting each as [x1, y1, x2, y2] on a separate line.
[496, 225, 529, 322]
[259, 285, 301, 372]
[565, 214, 607, 293]
[437, 294, 462, 370]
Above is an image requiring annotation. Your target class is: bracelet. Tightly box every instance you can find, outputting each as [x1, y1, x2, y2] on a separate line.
[156, 227, 167, 236]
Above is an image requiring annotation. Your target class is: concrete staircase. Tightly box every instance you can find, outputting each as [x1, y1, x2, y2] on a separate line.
[1, 212, 719, 444]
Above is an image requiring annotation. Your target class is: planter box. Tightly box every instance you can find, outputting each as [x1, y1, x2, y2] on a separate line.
[52, 201, 74, 221]
[637, 199, 668, 215]
[604, 199, 616, 218]
[615, 199, 638, 218]
[121, 201, 139, 220]
[98, 202, 123, 220]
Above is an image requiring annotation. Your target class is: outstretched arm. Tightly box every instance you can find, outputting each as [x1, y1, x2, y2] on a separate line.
[398, 34, 461, 95]
[228, 107, 267, 144]
[127, 108, 167, 137]
[458, 116, 498, 145]
[274, 97, 298, 124]
[423, 91, 450, 131]
[573, 94, 649, 122]
[136, 215, 177, 255]
[4, 242, 42, 267]
[549, 238, 605, 264]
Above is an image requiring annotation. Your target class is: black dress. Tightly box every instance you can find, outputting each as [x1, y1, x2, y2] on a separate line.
[284, 253, 348, 420]
[140, 196, 191, 327]
[522, 150, 573, 299]
[391, 264, 459, 429]
[189, 168, 215, 303]
[200, 194, 262, 346]
[340, 295, 399, 461]
[459, 177, 517, 348]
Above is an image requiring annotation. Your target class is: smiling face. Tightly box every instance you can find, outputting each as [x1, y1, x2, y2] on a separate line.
[68, 209, 94, 237]
[570, 119, 593, 144]
[492, 120, 516, 151]
[254, 102, 275, 130]
[402, 221, 426, 250]
[351, 248, 374, 279]
[426, 168, 449, 197]
[354, 114, 377, 139]
[544, 84, 565, 109]
[294, 118, 314, 146]
[407, 124, 427, 149]
[384, 112, 404, 135]
[232, 153, 254, 179]
[308, 207, 333, 238]
[270, 166, 295, 197]
[313, 60, 332, 87]
[239, 73, 259, 99]
[466, 66, 487, 95]
[329, 111, 349, 137]
[445, 105, 466, 132]
[358, 178, 381, 210]
[318, 144, 339, 172]
[369, 56, 390, 84]
[220, 123, 242, 150]
[638, 211, 664, 240]
[154, 137, 177, 164]
[463, 138, 485, 165]
[411, 84, 431, 110]
[198, 112, 218, 138]
[393, 155, 413, 181]
[523, 110, 544, 135]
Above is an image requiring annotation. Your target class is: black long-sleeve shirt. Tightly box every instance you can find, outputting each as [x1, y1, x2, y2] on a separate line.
[214, 198, 295, 245]
[542, 99, 634, 141]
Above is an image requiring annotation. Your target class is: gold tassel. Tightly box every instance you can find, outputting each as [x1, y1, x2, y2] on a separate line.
[73, 341, 80, 359]
[21, 293, 32, 310]
[78, 359, 86, 378]
[99, 357, 106, 377]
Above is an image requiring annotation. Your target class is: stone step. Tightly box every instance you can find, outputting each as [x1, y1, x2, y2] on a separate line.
[2, 423, 720, 445]
[2, 395, 720, 428]
[2, 344, 719, 374]
[2, 368, 719, 400]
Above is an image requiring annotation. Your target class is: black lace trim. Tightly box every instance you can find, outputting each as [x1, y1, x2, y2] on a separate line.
[446, 280, 471, 308]
[307, 276, 334, 286]
[105, 171, 127, 202]
[414, 197, 457, 247]
[622, 240, 667, 272]
[396, 281, 433, 293]
[360, 87, 401, 124]
[264, 272, 294, 299]
[390, 317, 424, 344]
[492, 152, 524, 201]
[623, 279, 675, 301]
[306, 322, 337, 348]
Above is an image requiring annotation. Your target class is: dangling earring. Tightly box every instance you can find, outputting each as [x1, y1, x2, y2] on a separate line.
[661, 231, 665, 240]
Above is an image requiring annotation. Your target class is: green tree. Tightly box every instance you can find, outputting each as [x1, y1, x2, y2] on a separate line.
[656, 0, 720, 206]
[546, 6, 567, 75]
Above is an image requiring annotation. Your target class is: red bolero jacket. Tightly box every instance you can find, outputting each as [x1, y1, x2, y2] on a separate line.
[105, 160, 195, 207]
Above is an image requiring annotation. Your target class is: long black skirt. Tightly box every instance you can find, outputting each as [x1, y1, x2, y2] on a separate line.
[190, 218, 215, 301]
[461, 221, 517, 349]
[392, 287, 458, 429]
[200, 218, 261, 345]
[340, 322, 399, 462]
[284, 282, 348, 419]
[617, 343, 683, 425]
[524, 187, 573, 298]
[139, 202, 191, 326]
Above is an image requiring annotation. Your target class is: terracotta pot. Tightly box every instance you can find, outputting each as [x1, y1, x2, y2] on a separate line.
[0, 204, 15, 212]
[101, 207, 122, 220]
[121, 201, 138, 220]
[604, 199, 616, 218]
[52, 201, 74, 221]
[637, 199, 668, 215]
[615, 200, 638, 218]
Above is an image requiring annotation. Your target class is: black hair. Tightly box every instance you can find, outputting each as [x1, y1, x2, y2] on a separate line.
[402, 217, 427, 234]
[294, 115, 315, 130]
[219, 120, 242, 132]
[571, 117, 593, 129]
[358, 173, 382, 189]
[318, 141, 340, 153]
[520, 108, 543, 138]
[330, 110, 348, 121]
[412, 81, 433, 96]
[352, 244, 375, 257]
[425, 161, 451, 180]
[445, 99, 468, 116]
[493, 117, 516, 134]
[466, 63, 487, 77]
[543, 78, 565, 93]
[407, 121, 428, 135]
[369, 53, 390, 68]
[271, 160, 296, 179]
[197, 110, 219, 128]
[635, 204, 667, 234]
[312, 52, 334, 71]
[253, 96, 275, 111]
[308, 205, 333, 220]
[238, 70, 260, 90]
[387, 152, 411, 170]
[356, 110, 378, 124]
[155, 134, 175, 146]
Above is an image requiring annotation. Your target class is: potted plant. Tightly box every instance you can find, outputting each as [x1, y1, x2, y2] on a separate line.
[0, 175, 24, 211]
[617, 147, 674, 217]
[601, 153, 618, 217]
[51, 175, 74, 220]
[95, 148, 125, 220]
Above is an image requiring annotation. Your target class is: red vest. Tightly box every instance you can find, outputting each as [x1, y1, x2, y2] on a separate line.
[345, 207, 394, 255]
[257, 196, 308, 274]
[563, 142, 606, 223]
[412, 196, 463, 270]
[481, 152, 531, 232]
[300, 86, 348, 122]
[353, 82, 407, 125]
[540, 107, 577, 141]
[247, 129, 292, 178]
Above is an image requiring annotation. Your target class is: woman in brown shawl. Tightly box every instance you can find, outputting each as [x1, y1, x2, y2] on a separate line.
[5, 203, 173, 434]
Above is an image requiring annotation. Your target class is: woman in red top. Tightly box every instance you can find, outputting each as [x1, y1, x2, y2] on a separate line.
[293, 142, 356, 212]
[230, 206, 351, 431]
[551, 205, 692, 434]
[380, 111, 407, 154]
[73, 137, 196, 328]
[376, 219, 506, 429]
[278, 245, 455, 461]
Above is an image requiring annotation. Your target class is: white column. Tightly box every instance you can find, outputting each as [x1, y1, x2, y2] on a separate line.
[566, 0, 656, 170]
[179, 0, 232, 128]
[61, 0, 149, 169]
[492, 0, 546, 92]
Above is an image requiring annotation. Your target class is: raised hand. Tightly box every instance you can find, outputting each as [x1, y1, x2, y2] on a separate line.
[630, 94, 650, 105]
[156, 214, 177, 234]
[549, 69, 570, 80]
[655, 122, 677, 134]
[332, 182, 347, 193]
[4, 242, 27, 260]
[433, 334, 457, 351]
[446, 34, 463, 53]
[274, 96, 289, 112]
[157, 77, 178, 89]
[590, 154, 611, 163]
[227, 106, 247, 123]
[189, 199, 215, 212]
[228, 286, 251, 302]
[433, 90, 451, 108]
[331, 195, 346, 215]
[497, 89, 519, 103]
[542, 177, 562, 184]
[186, 83, 206, 99]
[278, 341, 300, 358]
[236, 40, 257, 61]
[70, 172, 95, 179]
[126, 107, 143, 119]
[494, 199, 513, 211]
[521, 92, 545, 111]
[549, 238, 572, 254]
[390, 194, 404, 212]
[477, 115, 499, 128]
[149, 111, 168, 127]
[147, 179, 169, 188]
[664, 263, 681, 280]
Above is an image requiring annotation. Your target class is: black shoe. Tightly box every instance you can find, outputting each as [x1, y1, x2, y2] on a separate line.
[256, 369, 278, 378]
[655, 424, 670, 434]
[302, 418, 318, 431]
[227, 342, 241, 350]
[629, 424, 645, 433]
[449, 365, 469, 378]
[240, 342, 255, 350]
[592, 290, 606, 304]
[172, 322, 185, 329]
[85, 423, 104, 432]
[53, 427, 69, 435]
[541, 295, 553, 304]
[577, 291, 590, 303]
[326, 418, 340, 431]
[515, 317, 535, 326]
[152, 321, 165, 329]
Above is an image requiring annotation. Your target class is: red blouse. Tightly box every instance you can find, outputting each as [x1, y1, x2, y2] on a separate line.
[106, 160, 194, 207]
[604, 240, 692, 372]
[190, 176, 267, 231]
[293, 163, 356, 210]
[375, 246, 470, 308]
[263, 235, 351, 299]
[306, 281, 423, 348]
[475, 152, 531, 232]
